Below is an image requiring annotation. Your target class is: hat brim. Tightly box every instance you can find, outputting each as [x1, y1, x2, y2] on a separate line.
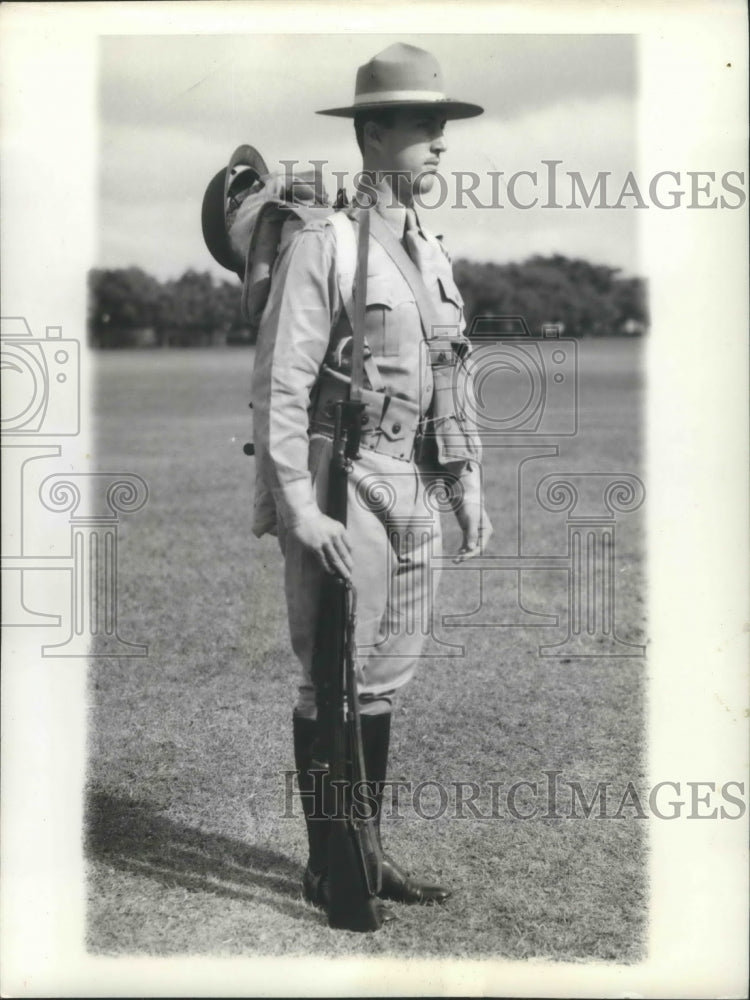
[316, 99, 484, 120]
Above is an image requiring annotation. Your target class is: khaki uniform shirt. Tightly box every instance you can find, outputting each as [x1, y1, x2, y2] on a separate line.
[252, 191, 476, 537]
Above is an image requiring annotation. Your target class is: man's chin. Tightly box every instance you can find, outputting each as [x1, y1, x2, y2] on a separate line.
[414, 171, 439, 198]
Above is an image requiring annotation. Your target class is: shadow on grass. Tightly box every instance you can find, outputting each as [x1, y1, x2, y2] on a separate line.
[86, 788, 312, 925]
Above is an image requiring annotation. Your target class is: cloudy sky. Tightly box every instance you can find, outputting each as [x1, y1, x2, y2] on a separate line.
[99, 33, 638, 281]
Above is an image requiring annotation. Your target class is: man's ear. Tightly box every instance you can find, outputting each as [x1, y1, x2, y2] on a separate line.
[363, 119, 383, 153]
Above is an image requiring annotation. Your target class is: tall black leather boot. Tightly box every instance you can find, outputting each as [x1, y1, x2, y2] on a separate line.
[293, 711, 393, 927]
[359, 713, 452, 905]
[292, 713, 330, 908]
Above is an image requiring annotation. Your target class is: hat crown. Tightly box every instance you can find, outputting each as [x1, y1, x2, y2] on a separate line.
[315, 41, 483, 120]
[355, 43, 444, 100]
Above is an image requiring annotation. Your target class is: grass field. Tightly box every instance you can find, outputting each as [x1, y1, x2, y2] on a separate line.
[87, 338, 646, 961]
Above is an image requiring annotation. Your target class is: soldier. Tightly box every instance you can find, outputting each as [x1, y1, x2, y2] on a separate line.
[243, 43, 493, 917]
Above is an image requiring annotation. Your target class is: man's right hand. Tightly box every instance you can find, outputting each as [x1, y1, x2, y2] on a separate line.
[290, 510, 353, 579]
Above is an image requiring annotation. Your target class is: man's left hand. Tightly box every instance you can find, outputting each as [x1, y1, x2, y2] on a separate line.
[452, 464, 493, 563]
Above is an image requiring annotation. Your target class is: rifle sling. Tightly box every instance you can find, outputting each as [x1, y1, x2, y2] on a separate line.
[350, 207, 370, 403]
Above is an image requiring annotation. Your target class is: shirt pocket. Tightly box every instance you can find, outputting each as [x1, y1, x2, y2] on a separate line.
[438, 274, 462, 306]
[434, 274, 467, 340]
[365, 274, 415, 357]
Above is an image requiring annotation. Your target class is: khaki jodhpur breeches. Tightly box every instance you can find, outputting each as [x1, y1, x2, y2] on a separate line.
[278, 434, 444, 717]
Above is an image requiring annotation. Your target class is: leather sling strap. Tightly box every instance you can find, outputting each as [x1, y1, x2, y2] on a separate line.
[350, 207, 370, 403]
[329, 210, 384, 394]
[368, 208, 442, 341]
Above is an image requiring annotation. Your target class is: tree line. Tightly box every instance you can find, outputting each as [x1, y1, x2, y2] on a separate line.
[88, 268, 245, 348]
[88, 255, 648, 348]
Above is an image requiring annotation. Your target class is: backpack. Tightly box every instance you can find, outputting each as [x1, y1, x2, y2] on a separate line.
[200, 149, 357, 337]
[240, 193, 358, 337]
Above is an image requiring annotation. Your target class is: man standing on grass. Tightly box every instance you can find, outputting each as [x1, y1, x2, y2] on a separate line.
[244, 43, 492, 923]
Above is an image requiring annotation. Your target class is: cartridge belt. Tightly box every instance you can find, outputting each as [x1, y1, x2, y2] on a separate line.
[310, 367, 425, 463]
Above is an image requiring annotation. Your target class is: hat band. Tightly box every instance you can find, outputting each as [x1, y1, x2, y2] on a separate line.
[353, 88, 449, 106]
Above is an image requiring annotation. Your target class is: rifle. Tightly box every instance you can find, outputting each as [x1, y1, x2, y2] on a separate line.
[310, 206, 383, 932]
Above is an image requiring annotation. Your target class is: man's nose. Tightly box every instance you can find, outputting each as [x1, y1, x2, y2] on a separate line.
[431, 132, 447, 154]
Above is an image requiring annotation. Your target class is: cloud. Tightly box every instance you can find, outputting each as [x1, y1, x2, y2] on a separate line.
[101, 33, 635, 129]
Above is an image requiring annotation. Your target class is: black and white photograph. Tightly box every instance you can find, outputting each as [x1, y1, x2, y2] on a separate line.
[1, 3, 747, 997]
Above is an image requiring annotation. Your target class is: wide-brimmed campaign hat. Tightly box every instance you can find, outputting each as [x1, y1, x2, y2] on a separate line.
[316, 43, 483, 120]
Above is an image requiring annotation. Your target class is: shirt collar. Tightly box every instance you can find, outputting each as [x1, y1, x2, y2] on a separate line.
[355, 177, 421, 237]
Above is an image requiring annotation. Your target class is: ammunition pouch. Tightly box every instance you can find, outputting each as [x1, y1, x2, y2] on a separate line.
[310, 367, 425, 463]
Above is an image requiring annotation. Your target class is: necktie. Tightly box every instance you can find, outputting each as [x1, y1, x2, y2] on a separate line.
[404, 210, 437, 417]
[404, 208, 430, 277]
